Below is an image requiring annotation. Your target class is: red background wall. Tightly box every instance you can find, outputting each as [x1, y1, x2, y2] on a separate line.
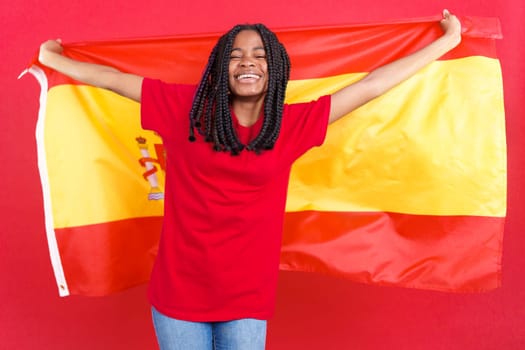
[2, 0, 524, 349]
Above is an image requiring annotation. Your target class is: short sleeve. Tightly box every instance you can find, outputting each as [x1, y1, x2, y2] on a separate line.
[281, 94, 331, 161]
[140, 78, 196, 138]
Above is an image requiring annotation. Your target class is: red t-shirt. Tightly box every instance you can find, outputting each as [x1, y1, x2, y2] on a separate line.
[141, 78, 330, 321]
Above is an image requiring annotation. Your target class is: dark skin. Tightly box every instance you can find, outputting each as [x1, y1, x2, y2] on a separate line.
[227, 30, 268, 127]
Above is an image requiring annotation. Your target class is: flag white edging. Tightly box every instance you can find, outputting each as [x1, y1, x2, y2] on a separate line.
[20, 66, 70, 296]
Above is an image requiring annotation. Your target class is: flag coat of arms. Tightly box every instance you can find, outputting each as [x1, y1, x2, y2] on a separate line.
[26, 15, 505, 296]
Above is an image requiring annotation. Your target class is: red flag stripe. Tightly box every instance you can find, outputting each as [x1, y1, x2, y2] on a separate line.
[55, 217, 162, 296]
[281, 211, 503, 292]
[36, 16, 501, 88]
[56, 212, 502, 295]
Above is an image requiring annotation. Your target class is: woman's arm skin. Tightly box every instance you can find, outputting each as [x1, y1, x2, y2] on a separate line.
[328, 10, 462, 124]
[38, 10, 460, 109]
[38, 39, 144, 102]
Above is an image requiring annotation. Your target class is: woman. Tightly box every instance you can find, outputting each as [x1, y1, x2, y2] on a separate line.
[38, 10, 461, 350]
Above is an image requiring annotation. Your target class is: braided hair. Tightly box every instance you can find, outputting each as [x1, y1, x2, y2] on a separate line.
[189, 24, 291, 155]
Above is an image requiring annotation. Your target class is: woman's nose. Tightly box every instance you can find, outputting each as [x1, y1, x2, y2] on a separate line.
[240, 57, 256, 67]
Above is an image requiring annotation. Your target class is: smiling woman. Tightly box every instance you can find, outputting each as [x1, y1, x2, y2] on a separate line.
[189, 23, 291, 155]
[228, 30, 268, 106]
[36, 12, 462, 350]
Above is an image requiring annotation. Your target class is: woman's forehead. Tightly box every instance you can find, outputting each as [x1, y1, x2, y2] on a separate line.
[233, 30, 264, 48]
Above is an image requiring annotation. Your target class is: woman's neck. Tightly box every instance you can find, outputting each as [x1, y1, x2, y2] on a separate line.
[231, 97, 264, 127]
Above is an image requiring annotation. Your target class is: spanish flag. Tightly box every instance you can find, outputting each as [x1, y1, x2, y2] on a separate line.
[25, 15, 505, 296]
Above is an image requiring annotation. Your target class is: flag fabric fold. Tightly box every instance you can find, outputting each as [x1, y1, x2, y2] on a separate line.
[27, 15, 505, 296]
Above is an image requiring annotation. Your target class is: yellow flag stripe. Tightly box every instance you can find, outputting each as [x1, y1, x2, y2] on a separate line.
[45, 86, 164, 228]
[287, 56, 505, 216]
[287, 57, 506, 216]
[45, 56, 505, 228]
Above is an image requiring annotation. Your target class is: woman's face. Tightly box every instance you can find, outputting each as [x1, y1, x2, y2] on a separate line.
[228, 30, 268, 101]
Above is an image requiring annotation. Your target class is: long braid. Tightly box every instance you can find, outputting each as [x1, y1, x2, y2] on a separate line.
[267, 42, 290, 148]
[189, 43, 216, 141]
[214, 28, 244, 154]
[189, 23, 291, 155]
[247, 24, 290, 152]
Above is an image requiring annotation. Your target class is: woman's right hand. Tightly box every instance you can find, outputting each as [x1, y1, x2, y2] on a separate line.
[37, 38, 143, 102]
[39, 39, 64, 66]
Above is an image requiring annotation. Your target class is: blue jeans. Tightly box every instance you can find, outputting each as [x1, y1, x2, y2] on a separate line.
[151, 307, 267, 350]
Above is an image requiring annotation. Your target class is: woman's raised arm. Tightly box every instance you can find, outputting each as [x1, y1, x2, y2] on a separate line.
[328, 10, 462, 124]
[39, 39, 144, 102]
